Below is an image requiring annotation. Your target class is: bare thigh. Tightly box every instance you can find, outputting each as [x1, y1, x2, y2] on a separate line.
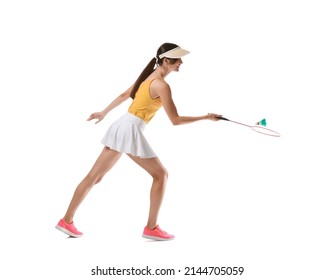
[87, 146, 122, 183]
[127, 154, 168, 179]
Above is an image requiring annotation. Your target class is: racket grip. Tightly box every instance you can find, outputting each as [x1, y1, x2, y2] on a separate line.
[217, 116, 230, 121]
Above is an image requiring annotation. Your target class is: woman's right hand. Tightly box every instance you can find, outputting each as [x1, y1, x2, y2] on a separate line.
[87, 112, 105, 124]
[207, 113, 222, 121]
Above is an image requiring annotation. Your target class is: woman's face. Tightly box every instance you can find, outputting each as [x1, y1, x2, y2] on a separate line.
[166, 58, 183, 72]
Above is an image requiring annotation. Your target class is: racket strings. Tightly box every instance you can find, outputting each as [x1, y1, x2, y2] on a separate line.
[250, 126, 280, 137]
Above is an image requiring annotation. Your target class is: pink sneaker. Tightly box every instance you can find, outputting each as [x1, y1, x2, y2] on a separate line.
[55, 218, 83, 238]
[142, 225, 175, 241]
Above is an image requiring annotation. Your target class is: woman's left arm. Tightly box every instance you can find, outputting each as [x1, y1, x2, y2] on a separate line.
[87, 84, 133, 124]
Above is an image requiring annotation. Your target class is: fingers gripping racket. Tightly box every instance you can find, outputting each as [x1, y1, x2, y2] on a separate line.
[217, 117, 281, 137]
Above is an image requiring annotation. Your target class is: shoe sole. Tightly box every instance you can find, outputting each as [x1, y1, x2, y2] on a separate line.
[142, 234, 174, 241]
[55, 225, 83, 238]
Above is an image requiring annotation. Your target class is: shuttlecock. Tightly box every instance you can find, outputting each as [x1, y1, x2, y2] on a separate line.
[256, 118, 267, 126]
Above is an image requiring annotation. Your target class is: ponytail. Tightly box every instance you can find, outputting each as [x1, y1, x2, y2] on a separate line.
[130, 43, 180, 99]
[130, 57, 156, 99]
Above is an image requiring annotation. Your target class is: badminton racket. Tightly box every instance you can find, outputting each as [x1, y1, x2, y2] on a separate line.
[217, 116, 281, 137]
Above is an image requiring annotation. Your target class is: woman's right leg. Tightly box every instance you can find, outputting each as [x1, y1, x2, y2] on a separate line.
[127, 154, 174, 241]
[57, 147, 122, 237]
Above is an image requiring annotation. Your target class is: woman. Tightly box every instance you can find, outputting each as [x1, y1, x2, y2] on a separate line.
[56, 43, 221, 241]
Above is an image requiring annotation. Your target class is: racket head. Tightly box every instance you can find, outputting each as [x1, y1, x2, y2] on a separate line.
[250, 125, 281, 137]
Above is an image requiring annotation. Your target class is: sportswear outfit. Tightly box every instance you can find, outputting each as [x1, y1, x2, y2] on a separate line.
[102, 79, 162, 158]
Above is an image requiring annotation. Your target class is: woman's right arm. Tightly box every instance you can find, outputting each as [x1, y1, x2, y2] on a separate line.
[87, 84, 133, 124]
[154, 80, 221, 125]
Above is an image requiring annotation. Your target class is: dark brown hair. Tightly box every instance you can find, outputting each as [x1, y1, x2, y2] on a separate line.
[130, 43, 179, 99]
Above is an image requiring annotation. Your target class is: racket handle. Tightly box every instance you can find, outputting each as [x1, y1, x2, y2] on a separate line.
[217, 116, 230, 121]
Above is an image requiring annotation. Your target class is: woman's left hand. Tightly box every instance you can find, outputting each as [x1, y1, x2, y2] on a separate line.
[87, 112, 105, 124]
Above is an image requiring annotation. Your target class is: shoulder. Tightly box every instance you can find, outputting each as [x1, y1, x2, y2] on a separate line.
[151, 78, 170, 90]
[150, 78, 171, 98]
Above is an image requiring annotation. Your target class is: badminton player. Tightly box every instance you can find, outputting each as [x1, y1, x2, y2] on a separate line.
[56, 43, 221, 240]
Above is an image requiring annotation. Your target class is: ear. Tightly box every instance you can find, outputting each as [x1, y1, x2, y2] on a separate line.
[163, 58, 169, 64]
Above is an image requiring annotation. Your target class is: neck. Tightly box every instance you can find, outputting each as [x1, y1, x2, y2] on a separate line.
[154, 65, 171, 79]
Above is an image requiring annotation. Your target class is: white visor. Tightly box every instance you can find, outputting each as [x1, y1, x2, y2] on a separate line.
[158, 46, 190, 59]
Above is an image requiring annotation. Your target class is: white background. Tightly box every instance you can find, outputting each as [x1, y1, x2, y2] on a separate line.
[1, 1, 334, 279]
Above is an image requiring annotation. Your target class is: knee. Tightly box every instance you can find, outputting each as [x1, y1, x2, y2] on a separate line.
[95, 175, 104, 184]
[152, 167, 168, 182]
[85, 173, 104, 186]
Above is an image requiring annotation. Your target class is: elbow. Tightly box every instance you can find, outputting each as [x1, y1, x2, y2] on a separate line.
[171, 118, 182, 126]
[122, 91, 131, 99]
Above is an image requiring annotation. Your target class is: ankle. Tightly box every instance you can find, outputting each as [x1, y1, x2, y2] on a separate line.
[147, 224, 157, 230]
[64, 217, 73, 224]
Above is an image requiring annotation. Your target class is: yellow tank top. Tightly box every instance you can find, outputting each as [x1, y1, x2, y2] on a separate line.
[128, 79, 162, 124]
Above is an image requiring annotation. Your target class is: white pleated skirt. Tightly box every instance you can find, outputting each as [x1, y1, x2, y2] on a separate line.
[101, 113, 157, 158]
